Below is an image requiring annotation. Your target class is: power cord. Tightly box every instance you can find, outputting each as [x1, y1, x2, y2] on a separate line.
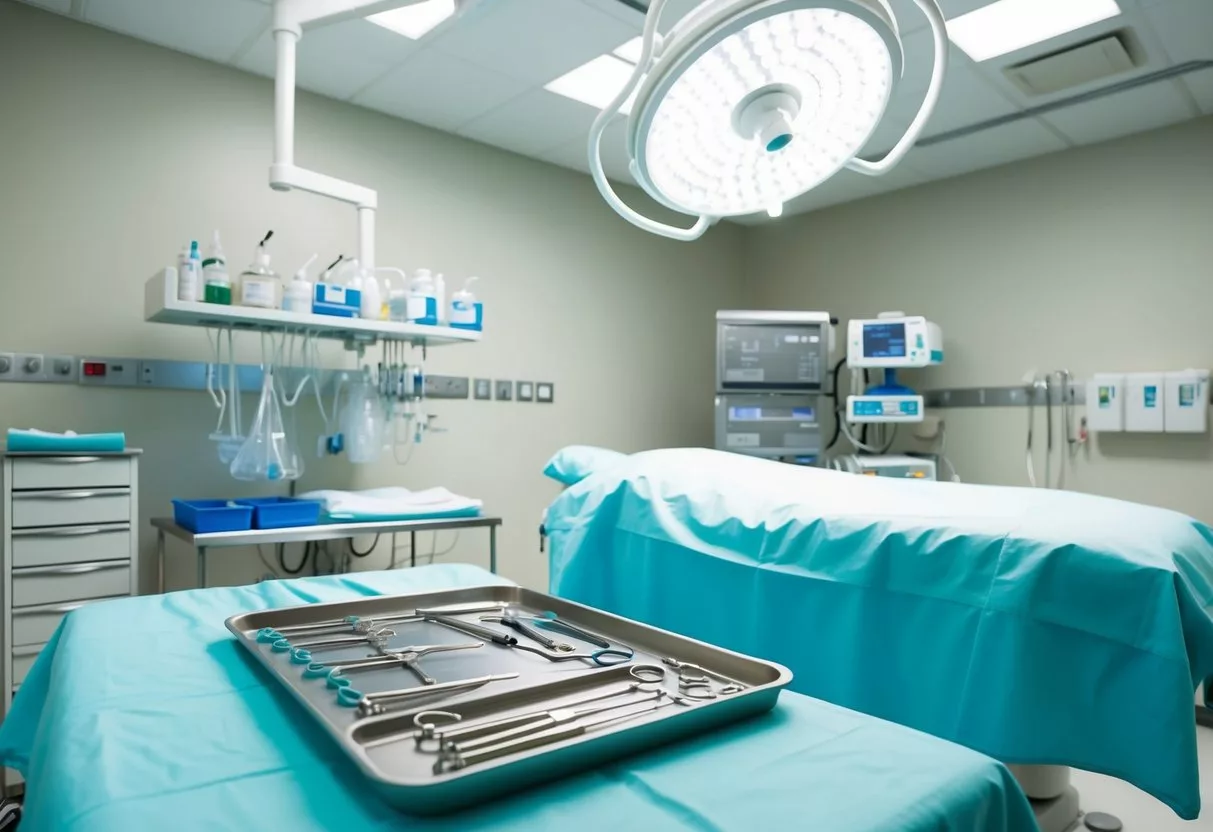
[349, 534, 381, 558]
[277, 542, 311, 575]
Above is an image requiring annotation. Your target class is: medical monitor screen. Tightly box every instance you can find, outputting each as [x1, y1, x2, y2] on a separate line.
[719, 323, 824, 390]
[862, 323, 907, 359]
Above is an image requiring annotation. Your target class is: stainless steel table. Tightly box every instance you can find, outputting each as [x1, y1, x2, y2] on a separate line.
[152, 515, 502, 590]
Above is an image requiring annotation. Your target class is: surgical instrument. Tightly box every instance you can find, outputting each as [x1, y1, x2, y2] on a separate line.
[531, 612, 613, 650]
[425, 614, 519, 646]
[661, 658, 746, 697]
[479, 613, 575, 653]
[338, 673, 521, 714]
[264, 602, 506, 638]
[310, 642, 482, 688]
[409, 682, 661, 749]
[430, 614, 631, 666]
[440, 692, 664, 754]
[433, 699, 673, 774]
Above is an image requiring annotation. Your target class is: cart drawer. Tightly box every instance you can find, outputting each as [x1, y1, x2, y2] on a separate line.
[12, 645, 45, 685]
[11, 456, 131, 490]
[11, 524, 131, 568]
[11, 489, 130, 529]
[12, 561, 131, 607]
[12, 598, 115, 647]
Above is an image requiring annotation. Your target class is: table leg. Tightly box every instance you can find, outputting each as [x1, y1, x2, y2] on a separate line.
[198, 546, 208, 590]
[490, 525, 498, 575]
[410, 530, 417, 569]
[157, 529, 166, 594]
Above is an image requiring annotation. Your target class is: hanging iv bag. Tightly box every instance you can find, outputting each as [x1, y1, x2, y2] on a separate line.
[231, 367, 302, 481]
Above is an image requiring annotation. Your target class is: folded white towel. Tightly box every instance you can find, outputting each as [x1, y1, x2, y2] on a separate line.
[299, 486, 482, 519]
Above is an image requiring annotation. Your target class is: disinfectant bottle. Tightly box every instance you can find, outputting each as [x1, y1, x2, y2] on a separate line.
[434, 273, 446, 324]
[283, 253, 317, 314]
[449, 276, 481, 329]
[176, 242, 197, 302]
[408, 268, 438, 325]
[202, 230, 231, 305]
[239, 231, 280, 309]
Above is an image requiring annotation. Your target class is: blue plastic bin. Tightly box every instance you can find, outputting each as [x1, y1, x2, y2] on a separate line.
[172, 500, 254, 534]
[235, 497, 323, 530]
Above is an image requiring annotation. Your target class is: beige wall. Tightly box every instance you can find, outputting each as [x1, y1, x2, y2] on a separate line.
[745, 116, 1213, 521]
[0, 1, 745, 592]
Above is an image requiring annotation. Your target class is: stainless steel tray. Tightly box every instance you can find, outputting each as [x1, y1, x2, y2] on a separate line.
[226, 584, 792, 814]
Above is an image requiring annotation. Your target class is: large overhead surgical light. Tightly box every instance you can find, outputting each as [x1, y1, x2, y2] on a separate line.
[588, 0, 949, 240]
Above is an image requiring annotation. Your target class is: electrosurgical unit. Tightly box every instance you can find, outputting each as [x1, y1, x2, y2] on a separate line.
[845, 314, 942, 424]
[714, 311, 834, 461]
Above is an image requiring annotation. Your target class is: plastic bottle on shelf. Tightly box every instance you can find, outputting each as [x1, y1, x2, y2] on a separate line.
[202, 230, 231, 305]
[283, 253, 317, 314]
[177, 240, 201, 302]
[408, 268, 438, 325]
[358, 262, 384, 321]
[449, 276, 482, 330]
[238, 231, 280, 309]
[434, 273, 446, 324]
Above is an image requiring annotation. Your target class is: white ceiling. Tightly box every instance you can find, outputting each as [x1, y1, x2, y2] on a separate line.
[18, 0, 1213, 222]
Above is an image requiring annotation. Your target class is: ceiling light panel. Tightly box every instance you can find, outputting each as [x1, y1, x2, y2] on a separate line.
[946, 0, 1122, 62]
[545, 54, 638, 115]
[367, 0, 456, 39]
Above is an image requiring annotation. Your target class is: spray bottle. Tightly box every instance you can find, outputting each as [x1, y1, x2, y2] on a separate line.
[202, 231, 231, 305]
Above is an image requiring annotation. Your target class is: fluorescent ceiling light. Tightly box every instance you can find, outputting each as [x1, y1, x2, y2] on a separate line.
[613, 36, 643, 64]
[367, 0, 456, 40]
[545, 54, 637, 115]
[947, 0, 1121, 62]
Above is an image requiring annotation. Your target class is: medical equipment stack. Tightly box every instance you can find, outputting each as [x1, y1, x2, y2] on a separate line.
[0, 449, 141, 790]
[845, 313, 942, 424]
[713, 310, 832, 463]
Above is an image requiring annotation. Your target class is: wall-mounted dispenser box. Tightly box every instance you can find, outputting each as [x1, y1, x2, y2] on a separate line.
[1124, 373, 1165, 432]
[1085, 374, 1124, 432]
[1164, 370, 1209, 433]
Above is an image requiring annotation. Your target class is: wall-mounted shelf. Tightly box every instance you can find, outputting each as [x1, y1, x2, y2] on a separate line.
[144, 268, 481, 347]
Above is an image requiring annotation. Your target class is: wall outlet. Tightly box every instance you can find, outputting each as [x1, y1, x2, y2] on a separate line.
[517, 381, 534, 402]
[47, 355, 77, 383]
[16, 353, 45, 381]
[0, 353, 14, 380]
[536, 382, 554, 403]
[474, 378, 492, 400]
[495, 380, 513, 401]
[425, 374, 470, 399]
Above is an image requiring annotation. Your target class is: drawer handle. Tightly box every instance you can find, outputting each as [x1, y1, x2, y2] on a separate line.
[13, 490, 115, 501]
[12, 525, 129, 538]
[15, 561, 127, 577]
[13, 601, 87, 616]
[37, 456, 105, 464]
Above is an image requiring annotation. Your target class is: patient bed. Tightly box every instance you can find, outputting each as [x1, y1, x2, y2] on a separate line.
[545, 447, 1213, 820]
[0, 564, 1037, 831]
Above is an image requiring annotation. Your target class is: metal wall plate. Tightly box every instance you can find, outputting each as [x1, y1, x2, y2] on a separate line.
[425, 375, 470, 400]
[495, 380, 513, 401]
[536, 382, 554, 403]
[516, 381, 534, 402]
[473, 379, 492, 400]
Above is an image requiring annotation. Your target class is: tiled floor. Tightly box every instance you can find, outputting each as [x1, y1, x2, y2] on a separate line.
[1069, 726, 1213, 830]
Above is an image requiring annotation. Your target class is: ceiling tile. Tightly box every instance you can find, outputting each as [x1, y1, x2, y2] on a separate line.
[1041, 80, 1195, 145]
[580, 0, 701, 30]
[429, 0, 638, 84]
[353, 48, 529, 132]
[15, 0, 71, 14]
[457, 89, 598, 156]
[908, 118, 1069, 178]
[1144, 0, 1213, 63]
[1182, 67, 1213, 115]
[85, 0, 268, 63]
[236, 19, 418, 100]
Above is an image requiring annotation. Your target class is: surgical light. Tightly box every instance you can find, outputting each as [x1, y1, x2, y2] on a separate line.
[588, 0, 948, 241]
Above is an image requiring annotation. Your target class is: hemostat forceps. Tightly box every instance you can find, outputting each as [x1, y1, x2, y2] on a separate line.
[337, 672, 520, 713]
[479, 613, 576, 653]
[305, 642, 482, 688]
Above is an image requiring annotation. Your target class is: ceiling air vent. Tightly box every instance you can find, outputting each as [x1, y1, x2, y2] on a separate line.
[1005, 32, 1141, 97]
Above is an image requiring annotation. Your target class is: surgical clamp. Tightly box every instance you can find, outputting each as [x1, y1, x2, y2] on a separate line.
[307, 642, 482, 688]
[260, 602, 507, 639]
[434, 699, 673, 774]
[430, 614, 630, 666]
[479, 613, 576, 653]
[338, 672, 520, 714]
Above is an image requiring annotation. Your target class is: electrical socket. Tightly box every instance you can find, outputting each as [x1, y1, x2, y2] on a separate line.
[0, 353, 14, 380]
[536, 382, 554, 403]
[47, 355, 77, 383]
[516, 381, 534, 402]
[16, 353, 45, 381]
[495, 380, 513, 401]
[474, 378, 492, 400]
[425, 374, 469, 400]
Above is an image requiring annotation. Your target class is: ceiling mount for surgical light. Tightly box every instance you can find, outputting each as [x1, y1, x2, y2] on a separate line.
[587, 0, 949, 241]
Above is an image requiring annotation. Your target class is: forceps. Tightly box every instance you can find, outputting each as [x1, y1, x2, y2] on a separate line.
[263, 602, 507, 639]
[337, 672, 520, 713]
[431, 615, 630, 666]
[479, 613, 576, 653]
[305, 642, 482, 688]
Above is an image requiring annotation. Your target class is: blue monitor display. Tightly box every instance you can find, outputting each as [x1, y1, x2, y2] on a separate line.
[862, 322, 907, 358]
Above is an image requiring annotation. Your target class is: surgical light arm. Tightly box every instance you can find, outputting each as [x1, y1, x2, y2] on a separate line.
[269, 0, 437, 270]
